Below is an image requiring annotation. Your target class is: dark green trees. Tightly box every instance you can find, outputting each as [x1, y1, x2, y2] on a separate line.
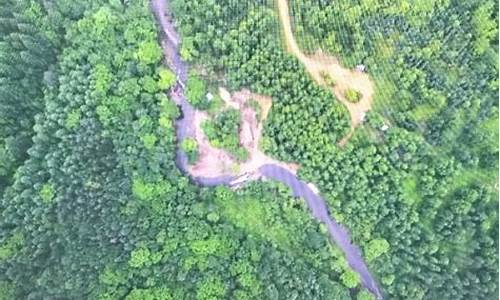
[0, 1, 367, 299]
[0, 2, 182, 298]
[0, 0, 57, 195]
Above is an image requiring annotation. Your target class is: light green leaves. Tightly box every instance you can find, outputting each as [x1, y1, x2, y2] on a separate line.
[472, 3, 497, 55]
[65, 109, 81, 129]
[129, 247, 152, 268]
[186, 74, 207, 108]
[0, 232, 24, 261]
[365, 238, 390, 262]
[137, 41, 162, 65]
[181, 137, 199, 164]
[39, 183, 55, 204]
[340, 269, 360, 288]
[158, 68, 176, 90]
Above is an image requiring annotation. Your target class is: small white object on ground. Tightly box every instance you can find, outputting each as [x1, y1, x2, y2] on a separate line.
[360, 112, 367, 122]
[308, 183, 320, 195]
[206, 92, 214, 101]
[356, 64, 366, 72]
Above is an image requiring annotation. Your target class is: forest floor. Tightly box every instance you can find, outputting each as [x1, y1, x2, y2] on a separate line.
[276, 0, 375, 144]
[187, 88, 299, 181]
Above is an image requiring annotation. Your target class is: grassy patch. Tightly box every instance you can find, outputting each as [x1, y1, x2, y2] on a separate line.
[400, 175, 422, 205]
[448, 167, 497, 193]
[410, 104, 440, 122]
[214, 190, 292, 250]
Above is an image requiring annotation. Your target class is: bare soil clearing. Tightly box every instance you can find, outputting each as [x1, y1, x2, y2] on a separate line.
[187, 88, 298, 180]
[276, 0, 375, 141]
[187, 110, 235, 177]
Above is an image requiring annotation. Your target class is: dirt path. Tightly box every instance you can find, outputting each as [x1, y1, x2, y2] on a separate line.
[276, 0, 375, 143]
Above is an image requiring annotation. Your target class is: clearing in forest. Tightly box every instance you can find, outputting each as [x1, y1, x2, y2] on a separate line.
[188, 88, 298, 181]
[276, 0, 375, 143]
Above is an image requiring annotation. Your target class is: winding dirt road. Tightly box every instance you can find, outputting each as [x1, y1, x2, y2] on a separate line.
[276, 0, 375, 144]
[151, 1, 382, 298]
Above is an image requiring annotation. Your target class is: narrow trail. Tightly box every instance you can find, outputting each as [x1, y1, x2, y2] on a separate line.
[276, 0, 375, 144]
[151, 1, 382, 299]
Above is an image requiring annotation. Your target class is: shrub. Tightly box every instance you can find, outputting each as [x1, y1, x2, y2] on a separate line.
[344, 88, 362, 103]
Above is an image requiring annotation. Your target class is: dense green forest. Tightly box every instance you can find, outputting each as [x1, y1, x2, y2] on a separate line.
[0, 0, 498, 299]
[171, 0, 499, 299]
[0, 0, 368, 299]
[289, 0, 499, 298]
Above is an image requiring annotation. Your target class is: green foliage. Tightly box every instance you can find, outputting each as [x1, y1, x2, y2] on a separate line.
[190, 236, 232, 257]
[400, 176, 421, 205]
[340, 270, 360, 288]
[96, 105, 113, 126]
[160, 96, 180, 119]
[366, 112, 384, 129]
[181, 138, 199, 164]
[65, 109, 82, 129]
[132, 178, 171, 213]
[225, 8, 350, 161]
[202, 109, 248, 161]
[357, 290, 375, 300]
[321, 71, 336, 87]
[1, 1, 496, 300]
[287, 0, 499, 299]
[0, 232, 23, 261]
[157, 68, 176, 90]
[180, 37, 197, 61]
[142, 134, 158, 150]
[0, 0, 58, 195]
[196, 277, 226, 300]
[99, 267, 126, 286]
[364, 239, 390, 262]
[472, 2, 498, 55]
[125, 287, 172, 300]
[132, 179, 155, 201]
[129, 247, 155, 268]
[39, 183, 55, 204]
[186, 74, 207, 109]
[171, 5, 351, 164]
[214, 183, 349, 278]
[94, 64, 112, 93]
[215, 186, 291, 249]
[0, 281, 14, 300]
[0, 3, 186, 295]
[137, 41, 162, 65]
[344, 89, 362, 103]
[142, 76, 159, 93]
[381, 274, 395, 286]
